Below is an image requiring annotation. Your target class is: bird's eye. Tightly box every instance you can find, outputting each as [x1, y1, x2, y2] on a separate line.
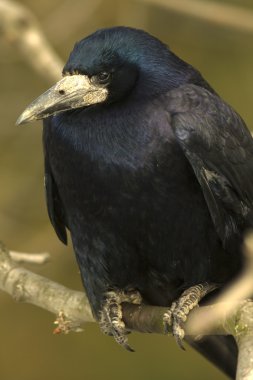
[96, 72, 111, 84]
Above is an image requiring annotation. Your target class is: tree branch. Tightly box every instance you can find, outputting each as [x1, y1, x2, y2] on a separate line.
[0, 243, 93, 325]
[187, 233, 253, 337]
[2, 237, 253, 380]
[0, 239, 251, 338]
[137, 0, 253, 34]
[0, 242, 229, 336]
[9, 250, 50, 264]
[0, 0, 63, 82]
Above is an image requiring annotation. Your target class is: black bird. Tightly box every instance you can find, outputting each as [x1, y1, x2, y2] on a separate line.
[17, 27, 253, 378]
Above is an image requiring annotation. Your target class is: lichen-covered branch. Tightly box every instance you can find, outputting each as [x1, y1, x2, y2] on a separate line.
[0, 241, 250, 338]
[0, 241, 233, 336]
[235, 302, 253, 380]
[2, 239, 253, 380]
[0, 243, 93, 325]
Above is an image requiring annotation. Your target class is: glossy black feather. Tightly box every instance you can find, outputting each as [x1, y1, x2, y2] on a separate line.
[44, 118, 67, 244]
[42, 27, 253, 378]
[166, 84, 253, 250]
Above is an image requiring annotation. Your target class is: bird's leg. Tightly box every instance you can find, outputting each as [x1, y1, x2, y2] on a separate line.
[99, 289, 142, 352]
[163, 282, 218, 349]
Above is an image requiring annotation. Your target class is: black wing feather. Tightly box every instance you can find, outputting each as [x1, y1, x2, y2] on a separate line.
[43, 120, 68, 245]
[166, 84, 253, 248]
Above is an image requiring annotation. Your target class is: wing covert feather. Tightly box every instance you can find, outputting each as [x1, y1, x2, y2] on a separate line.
[165, 84, 253, 246]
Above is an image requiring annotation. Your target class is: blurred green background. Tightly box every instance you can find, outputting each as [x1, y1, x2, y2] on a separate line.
[1, 0, 253, 379]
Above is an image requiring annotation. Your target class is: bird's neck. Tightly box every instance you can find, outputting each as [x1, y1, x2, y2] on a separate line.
[134, 51, 215, 99]
[51, 98, 168, 169]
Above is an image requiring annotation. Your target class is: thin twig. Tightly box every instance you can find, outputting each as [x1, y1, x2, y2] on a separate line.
[9, 250, 50, 264]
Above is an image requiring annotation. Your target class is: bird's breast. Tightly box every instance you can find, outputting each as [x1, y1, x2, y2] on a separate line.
[47, 112, 201, 245]
[44, 109, 229, 304]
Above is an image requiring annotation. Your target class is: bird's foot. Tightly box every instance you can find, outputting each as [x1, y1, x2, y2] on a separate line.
[99, 289, 142, 352]
[163, 282, 217, 349]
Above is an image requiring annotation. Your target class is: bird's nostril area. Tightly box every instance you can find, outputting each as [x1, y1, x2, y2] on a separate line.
[59, 90, 65, 95]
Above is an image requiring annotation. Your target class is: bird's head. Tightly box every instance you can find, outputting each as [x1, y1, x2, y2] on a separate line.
[16, 26, 199, 125]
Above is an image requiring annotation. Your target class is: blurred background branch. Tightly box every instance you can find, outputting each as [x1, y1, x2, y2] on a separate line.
[0, 0, 63, 81]
[42, 0, 104, 45]
[9, 250, 50, 264]
[1, 0, 253, 86]
[138, 0, 253, 34]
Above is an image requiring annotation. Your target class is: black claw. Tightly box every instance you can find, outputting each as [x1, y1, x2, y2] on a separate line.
[174, 335, 186, 351]
[124, 343, 135, 352]
[164, 323, 169, 335]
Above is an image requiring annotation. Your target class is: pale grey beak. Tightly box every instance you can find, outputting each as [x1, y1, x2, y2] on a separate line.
[16, 75, 108, 125]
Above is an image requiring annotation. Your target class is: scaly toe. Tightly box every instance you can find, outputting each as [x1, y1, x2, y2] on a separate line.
[172, 313, 186, 350]
[163, 301, 176, 334]
[99, 289, 142, 351]
[163, 283, 217, 349]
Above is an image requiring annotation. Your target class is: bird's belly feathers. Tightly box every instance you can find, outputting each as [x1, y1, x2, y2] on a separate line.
[50, 138, 236, 308]
[46, 115, 241, 311]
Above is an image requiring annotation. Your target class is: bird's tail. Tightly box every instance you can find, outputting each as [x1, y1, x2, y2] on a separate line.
[187, 335, 238, 379]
